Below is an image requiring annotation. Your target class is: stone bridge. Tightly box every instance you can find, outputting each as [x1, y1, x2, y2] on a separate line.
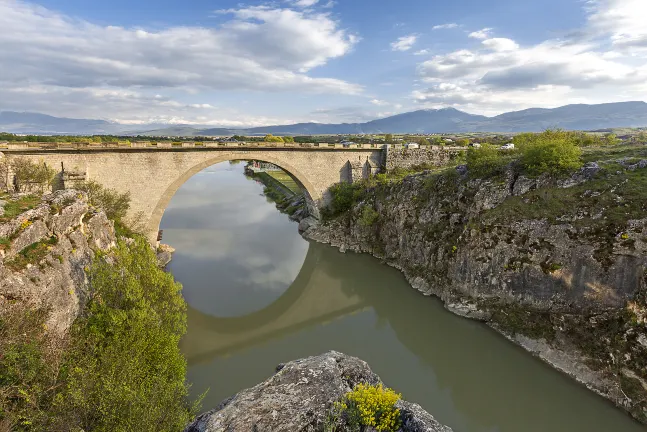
[0, 141, 461, 242]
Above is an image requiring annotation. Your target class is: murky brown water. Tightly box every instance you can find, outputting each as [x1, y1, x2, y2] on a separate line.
[160, 162, 643, 432]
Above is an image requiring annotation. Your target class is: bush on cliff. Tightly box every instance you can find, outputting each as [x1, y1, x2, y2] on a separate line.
[323, 182, 366, 219]
[466, 144, 511, 177]
[517, 130, 582, 176]
[54, 237, 197, 431]
[0, 237, 197, 431]
[76, 180, 130, 222]
[326, 383, 402, 432]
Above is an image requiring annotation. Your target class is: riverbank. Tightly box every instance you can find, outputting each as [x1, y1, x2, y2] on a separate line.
[246, 165, 309, 222]
[302, 146, 647, 423]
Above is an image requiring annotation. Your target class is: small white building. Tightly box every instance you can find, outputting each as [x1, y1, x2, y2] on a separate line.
[405, 142, 419, 149]
[501, 143, 515, 150]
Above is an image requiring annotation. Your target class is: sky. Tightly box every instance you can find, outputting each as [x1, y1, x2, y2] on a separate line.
[1, 0, 646, 126]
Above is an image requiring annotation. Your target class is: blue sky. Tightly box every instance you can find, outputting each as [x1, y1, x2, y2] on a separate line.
[1, 0, 646, 126]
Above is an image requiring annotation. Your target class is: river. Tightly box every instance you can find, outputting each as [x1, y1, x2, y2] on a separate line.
[160, 162, 643, 432]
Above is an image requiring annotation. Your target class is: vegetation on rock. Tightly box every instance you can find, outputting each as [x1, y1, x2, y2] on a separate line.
[326, 383, 402, 432]
[0, 193, 198, 431]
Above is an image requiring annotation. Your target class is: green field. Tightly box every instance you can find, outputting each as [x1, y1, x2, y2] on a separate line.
[266, 170, 302, 194]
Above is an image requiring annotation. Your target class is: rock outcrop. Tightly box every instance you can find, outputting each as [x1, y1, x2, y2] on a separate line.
[0, 189, 117, 335]
[185, 351, 451, 432]
[304, 163, 647, 423]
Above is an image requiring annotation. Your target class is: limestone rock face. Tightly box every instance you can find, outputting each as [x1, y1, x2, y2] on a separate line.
[0, 190, 116, 335]
[185, 351, 451, 432]
[304, 165, 647, 423]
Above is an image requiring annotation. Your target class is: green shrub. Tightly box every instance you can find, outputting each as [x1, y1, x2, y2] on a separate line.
[325, 182, 365, 217]
[54, 237, 197, 432]
[0, 307, 57, 431]
[76, 180, 131, 222]
[359, 205, 379, 227]
[326, 383, 402, 432]
[466, 144, 510, 177]
[517, 130, 582, 176]
[0, 237, 197, 431]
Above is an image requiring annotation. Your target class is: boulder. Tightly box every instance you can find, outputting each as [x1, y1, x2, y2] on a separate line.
[185, 351, 452, 432]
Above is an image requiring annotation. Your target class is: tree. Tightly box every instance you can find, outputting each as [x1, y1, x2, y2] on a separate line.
[384, 134, 393, 143]
[418, 138, 430, 146]
[456, 138, 470, 147]
[264, 134, 284, 143]
[517, 130, 582, 175]
[283, 136, 295, 143]
[1, 157, 56, 193]
[54, 238, 197, 431]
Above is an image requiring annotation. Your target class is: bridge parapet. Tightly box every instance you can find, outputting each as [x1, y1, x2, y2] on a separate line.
[0, 141, 463, 152]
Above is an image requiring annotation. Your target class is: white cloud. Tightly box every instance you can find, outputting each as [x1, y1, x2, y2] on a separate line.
[414, 49, 430, 56]
[391, 34, 418, 51]
[481, 38, 520, 52]
[412, 0, 647, 115]
[292, 0, 319, 7]
[587, 0, 647, 50]
[0, 0, 361, 124]
[432, 23, 458, 30]
[468, 28, 493, 39]
[370, 99, 389, 106]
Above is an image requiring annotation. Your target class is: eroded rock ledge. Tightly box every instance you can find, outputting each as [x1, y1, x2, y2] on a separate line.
[302, 163, 647, 423]
[0, 189, 117, 335]
[185, 351, 451, 432]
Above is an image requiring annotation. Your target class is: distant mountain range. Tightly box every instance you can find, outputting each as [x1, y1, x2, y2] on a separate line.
[2, 101, 647, 136]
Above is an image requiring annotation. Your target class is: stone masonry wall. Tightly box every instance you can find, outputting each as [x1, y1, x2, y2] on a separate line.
[385, 147, 465, 171]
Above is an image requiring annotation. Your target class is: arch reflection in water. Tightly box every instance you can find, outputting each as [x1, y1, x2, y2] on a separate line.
[161, 162, 309, 317]
[161, 161, 643, 432]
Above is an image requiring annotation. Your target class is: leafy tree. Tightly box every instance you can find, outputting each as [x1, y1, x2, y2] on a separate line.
[283, 136, 295, 143]
[456, 138, 470, 147]
[417, 138, 430, 146]
[384, 134, 393, 143]
[264, 134, 284, 143]
[53, 237, 197, 431]
[516, 130, 582, 175]
[0, 157, 56, 193]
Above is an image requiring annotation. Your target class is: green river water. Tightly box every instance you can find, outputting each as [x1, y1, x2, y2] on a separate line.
[160, 162, 643, 432]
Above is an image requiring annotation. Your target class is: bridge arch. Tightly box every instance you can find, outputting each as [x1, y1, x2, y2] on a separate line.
[147, 153, 320, 243]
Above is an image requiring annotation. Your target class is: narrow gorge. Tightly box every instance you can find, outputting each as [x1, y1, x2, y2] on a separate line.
[304, 153, 647, 423]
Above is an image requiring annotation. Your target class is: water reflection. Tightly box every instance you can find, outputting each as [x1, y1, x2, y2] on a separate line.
[161, 162, 643, 432]
[162, 162, 308, 317]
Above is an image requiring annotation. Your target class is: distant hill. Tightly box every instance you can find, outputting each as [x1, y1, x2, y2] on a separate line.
[2, 101, 647, 136]
[0, 111, 122, 135]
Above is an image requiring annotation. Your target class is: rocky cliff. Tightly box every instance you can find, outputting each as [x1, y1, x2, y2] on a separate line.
[0, 189, 117, 335]
[185, 351, 452, 432]
[304, 160, 647, 423]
